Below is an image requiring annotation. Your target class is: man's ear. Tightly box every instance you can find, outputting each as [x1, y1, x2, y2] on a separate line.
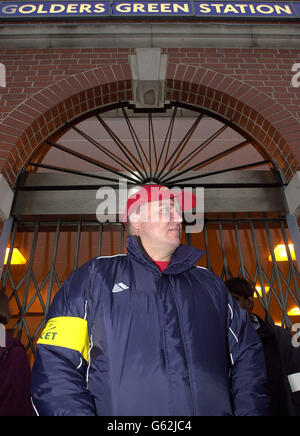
[128, 211, 141, 235]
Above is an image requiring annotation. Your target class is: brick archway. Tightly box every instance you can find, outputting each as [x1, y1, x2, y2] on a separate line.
[0, 64, 133, 188]
[0, 62, 299, 188]
[166, 63, 300, 182]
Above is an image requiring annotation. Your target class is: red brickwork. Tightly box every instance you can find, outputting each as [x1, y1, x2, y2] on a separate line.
[0, 47, 300, 187]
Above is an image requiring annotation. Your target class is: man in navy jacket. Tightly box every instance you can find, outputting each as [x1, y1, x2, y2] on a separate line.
[225, 276, 300, 416]
[31, 185, 269, 416]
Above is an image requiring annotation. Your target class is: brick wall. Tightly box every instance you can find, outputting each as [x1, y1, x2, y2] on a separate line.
[0, 48, 134, 121]
[164, 48, 300, 121]
[0, 47, 300, 187]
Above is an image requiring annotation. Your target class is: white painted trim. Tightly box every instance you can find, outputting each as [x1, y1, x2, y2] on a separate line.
[0, 175, 14, 221]
[285, 171, 300, 217]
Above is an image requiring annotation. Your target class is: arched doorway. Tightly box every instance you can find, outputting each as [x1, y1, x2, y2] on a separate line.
[1, 101, 299, 364]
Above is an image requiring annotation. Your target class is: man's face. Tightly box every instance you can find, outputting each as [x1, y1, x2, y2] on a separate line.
[136, 197, 183, 259]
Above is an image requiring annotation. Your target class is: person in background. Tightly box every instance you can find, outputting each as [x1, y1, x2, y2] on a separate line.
[31, 185, 269, 416]
[225, 277, 300, 416]
[0, 288, 33, 416]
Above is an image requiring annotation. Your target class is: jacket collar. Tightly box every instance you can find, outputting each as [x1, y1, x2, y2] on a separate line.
[127, 235, 205, 275]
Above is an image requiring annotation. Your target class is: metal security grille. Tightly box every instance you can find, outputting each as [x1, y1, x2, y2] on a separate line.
[198, 215, 300, 329]
[1, 214, 299, 364]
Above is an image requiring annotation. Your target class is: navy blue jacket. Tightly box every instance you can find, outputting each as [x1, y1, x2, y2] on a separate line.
[31, 236, 269, 416]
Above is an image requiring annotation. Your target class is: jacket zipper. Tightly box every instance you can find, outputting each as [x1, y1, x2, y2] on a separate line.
[156, 273, 173, 414]
[158, 273, 196, 416]
[168, 281, 197, 416]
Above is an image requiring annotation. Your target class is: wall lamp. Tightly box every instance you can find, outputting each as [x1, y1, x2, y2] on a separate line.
[4, 248, 27, 265]
[268, 244, 296, 262]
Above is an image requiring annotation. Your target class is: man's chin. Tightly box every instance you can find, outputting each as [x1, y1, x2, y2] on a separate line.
[167, 235, 181, 249]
